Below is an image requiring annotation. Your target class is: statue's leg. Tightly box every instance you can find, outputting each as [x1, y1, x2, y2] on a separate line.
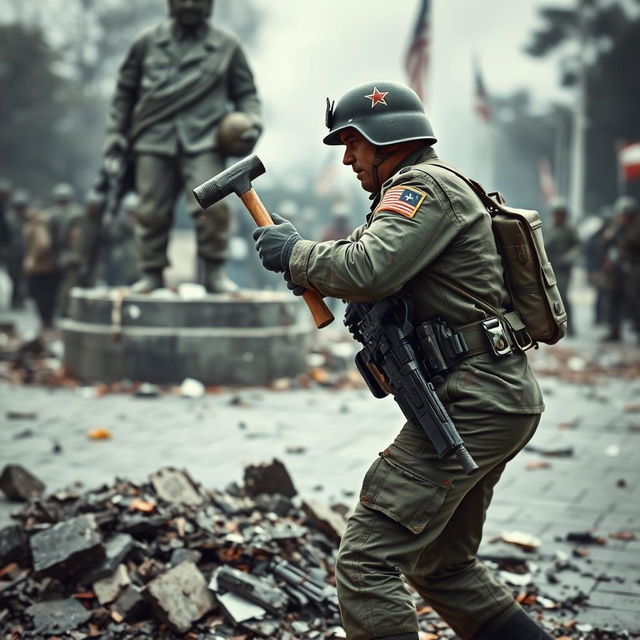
[134, 153, 181, 272]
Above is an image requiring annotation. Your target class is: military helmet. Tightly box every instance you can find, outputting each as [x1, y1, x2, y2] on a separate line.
[52, 183, 74, 201]
[614, 195, 638, 214]
[323, 81, 436, 146]
[217, 112, 257, 157]
[168, 0, 213, 17]
[12, 189, 29, 208]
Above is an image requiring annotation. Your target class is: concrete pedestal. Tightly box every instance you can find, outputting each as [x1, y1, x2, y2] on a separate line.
[61, 288, 313, 385]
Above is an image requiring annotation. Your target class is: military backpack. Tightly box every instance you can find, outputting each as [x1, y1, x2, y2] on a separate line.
[426, 164, 568, 347]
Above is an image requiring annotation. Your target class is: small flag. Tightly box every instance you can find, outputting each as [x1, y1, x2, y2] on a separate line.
[315, 152, 340, 195]
[473, 58, 492, 122]
[375, 186, 427, 218]
[405, 0, 430, 102]
[619, 142, 640, 181]
[538, 158, 558, 205]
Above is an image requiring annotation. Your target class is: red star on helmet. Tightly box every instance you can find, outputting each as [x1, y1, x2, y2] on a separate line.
[364, 87, 389, 108]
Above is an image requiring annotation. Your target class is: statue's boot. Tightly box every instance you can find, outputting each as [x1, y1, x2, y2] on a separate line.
[203, 261, 238, 293]
[131, 270, 164, 294]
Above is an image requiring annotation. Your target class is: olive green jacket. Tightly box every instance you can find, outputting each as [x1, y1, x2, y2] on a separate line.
[290, 147, 544, 415]
[107, 21, 261, 156]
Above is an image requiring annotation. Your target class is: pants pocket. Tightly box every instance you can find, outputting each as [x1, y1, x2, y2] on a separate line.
[359, 455, 450, 534]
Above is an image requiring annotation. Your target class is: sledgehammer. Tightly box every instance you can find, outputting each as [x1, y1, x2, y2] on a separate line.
[193, 154, 334, 328]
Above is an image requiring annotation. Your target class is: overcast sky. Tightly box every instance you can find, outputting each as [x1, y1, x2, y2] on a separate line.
[243, 0, 575, 188]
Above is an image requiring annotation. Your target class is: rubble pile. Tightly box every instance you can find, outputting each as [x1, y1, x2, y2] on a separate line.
[1, 461, 637, 640]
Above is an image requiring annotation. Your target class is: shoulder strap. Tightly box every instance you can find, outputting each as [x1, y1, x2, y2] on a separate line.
[423, 162, 499, 211]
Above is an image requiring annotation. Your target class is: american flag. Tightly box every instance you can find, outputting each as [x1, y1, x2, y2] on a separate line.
[405, 0, 430, 102]
[376, 186, 426, 218]
[473, 58, 492, 122]
[538, 158, 558, 205]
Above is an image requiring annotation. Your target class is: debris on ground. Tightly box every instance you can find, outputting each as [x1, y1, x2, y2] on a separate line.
[0, 465, 45, 502]
[1, 461, 636, 639]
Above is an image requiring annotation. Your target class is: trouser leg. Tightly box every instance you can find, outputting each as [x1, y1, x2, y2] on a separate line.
[180, 152, 230, 263]
[336, 412, 540, 640]
[134, 154, 181, 271]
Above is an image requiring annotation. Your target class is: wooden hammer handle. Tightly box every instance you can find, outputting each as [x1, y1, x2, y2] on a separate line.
[239, 189, 334, 329]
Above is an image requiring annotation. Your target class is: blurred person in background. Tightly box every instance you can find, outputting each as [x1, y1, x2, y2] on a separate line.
[51, 183, 84, 315]
[544, 199, 580, 336]
[22, 200, 61, 332]
[0, 179, 11, 267]
[103, 192, 140, 287]
[104, 0, 262, 294]
[602, 196, 640, 342]
[584, 211, 611, 325]
[321, 201, 353, 241]
[6, 189, 29, 310]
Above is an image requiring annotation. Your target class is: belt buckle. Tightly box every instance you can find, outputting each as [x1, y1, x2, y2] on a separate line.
[482, 317, 512, 357]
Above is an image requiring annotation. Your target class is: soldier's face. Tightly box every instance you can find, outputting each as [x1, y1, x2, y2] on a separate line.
[340, 129, 379, 193]
[172, 0, 209, 27]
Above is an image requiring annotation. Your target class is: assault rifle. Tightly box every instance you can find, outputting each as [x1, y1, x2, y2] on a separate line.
[344, 295, 478, 475]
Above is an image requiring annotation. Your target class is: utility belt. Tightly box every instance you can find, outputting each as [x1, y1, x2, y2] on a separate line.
[416, 312, 532, 384]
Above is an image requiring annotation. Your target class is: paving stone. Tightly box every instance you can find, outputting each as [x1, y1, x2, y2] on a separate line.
[143, 560, 214, 633]
[25, 598, 91, 635]
[30, 514, 105, 578]
[0, 464, 45, 501]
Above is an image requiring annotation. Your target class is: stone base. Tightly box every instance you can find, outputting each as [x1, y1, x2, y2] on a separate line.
[61, 288, 313, 385]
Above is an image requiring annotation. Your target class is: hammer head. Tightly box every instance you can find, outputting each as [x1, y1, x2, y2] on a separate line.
[193, 154, 266, 209]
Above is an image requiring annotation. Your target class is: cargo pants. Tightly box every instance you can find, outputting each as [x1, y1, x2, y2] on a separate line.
[336, 409, 541, 640]
[135, 152, 230, 271]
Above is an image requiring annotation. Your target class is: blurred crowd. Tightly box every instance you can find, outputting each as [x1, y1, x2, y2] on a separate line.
[545, 195, 640, 342]
[0, 178, 140, 333]
[2, 172, 638, 342]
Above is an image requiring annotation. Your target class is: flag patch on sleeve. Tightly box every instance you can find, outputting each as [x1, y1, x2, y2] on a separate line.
[375, 186, 427, 218]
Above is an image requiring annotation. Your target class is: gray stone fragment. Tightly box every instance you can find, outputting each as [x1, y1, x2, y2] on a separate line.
[30, 514, 104, 578]
[93, 564, 130, 605]
[113, 584, 150, 622]
[144, 560, 214, 633]
[81, 532, 134, 583]
[26, 598, 90, 635]
[302, 499, 347, 543]
[149, 468, 203, 506]
[243, 459, 297, 498]
[0, 524, 30, 565]
[0, 464, 45, 501]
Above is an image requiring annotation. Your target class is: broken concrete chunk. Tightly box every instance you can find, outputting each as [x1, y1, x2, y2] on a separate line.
[0, 524, 30, 566]
[243, 459, 297, 498]
[302, 500, 347, 543]
[81, 532, 135, 584]
[30, 514, 105, 578]
[149, 467, 203, 506]
[113, 584, 151, 622]
[144, 560, 214, 633]
[0, 464, 45, 501]
[93, 564, 131, 605]
[26, 598, 91, 635]
[216, 591, 266, 625]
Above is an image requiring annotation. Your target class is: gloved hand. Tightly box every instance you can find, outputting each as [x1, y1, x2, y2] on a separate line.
[284, 270, 305, 296]
[252, 213, 301, 273]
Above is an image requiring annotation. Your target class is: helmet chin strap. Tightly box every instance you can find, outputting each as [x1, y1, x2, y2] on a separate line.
[370, 141, 425, 191]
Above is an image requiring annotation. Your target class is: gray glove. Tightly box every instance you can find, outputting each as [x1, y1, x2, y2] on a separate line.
[252, 213, 301, 273]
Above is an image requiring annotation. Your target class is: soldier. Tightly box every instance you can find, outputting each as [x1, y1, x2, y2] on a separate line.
[0, 178, 11, 267]
[602, 196, 640, 341]
[51, 183, 84, 315]
[103, 192, 140, 286]
[105, 0, 262, 293]
[6, 189, 29, 309]
[544, 199, 580, 336]
[253, 82, 548, 640]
